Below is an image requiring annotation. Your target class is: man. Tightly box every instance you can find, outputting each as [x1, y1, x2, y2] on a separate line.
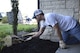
[27, 9, 80, 49]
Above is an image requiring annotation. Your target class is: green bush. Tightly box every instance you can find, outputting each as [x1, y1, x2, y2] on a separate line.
[2, 17, 8, 23]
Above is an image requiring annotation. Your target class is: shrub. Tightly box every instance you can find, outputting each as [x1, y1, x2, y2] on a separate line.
[1, 17, 8, 23]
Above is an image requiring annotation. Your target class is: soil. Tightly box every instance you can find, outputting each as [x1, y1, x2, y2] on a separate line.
[0, 38, 59, 53]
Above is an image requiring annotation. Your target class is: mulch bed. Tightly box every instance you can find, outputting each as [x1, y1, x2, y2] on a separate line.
[0, 38, 59, 53]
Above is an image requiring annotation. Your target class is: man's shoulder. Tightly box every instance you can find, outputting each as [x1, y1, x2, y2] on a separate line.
[45, 13, 55, 15]
[44, 13, 56, 18]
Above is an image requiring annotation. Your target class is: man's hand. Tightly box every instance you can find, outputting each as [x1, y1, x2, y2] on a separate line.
[25, 37, 32, 41]
[59, 40, 66, 49]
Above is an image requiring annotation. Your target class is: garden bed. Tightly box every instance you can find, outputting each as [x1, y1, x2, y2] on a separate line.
[0, 38, 59, 53]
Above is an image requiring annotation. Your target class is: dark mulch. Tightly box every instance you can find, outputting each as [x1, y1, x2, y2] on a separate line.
[0, 38, 59, 53]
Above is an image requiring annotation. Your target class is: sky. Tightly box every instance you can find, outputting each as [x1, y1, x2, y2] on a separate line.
[0, 0, 38, 18]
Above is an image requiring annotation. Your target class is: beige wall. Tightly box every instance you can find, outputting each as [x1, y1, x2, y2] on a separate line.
[39, 0, 80, 21]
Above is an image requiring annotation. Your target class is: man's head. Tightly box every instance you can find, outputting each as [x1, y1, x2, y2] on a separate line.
[33, 9, 44, 21]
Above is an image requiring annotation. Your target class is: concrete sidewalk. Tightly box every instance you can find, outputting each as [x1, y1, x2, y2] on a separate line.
[56, 44, 80, 53]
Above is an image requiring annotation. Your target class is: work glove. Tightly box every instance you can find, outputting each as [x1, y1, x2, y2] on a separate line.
[25, 37, 32, 41]
[59, 40, 66, 49]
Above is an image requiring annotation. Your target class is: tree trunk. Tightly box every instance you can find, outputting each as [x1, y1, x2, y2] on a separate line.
[12, 3, 18, 36]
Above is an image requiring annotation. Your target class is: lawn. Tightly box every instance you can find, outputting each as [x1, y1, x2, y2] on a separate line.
[0, 24, 37, 38]
[17, 24, 37, 32]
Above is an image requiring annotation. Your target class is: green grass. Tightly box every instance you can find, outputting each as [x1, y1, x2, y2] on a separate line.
[0, 24, 12, 38]
[0, 24, 37, 38]
[17, 24, 37, 32]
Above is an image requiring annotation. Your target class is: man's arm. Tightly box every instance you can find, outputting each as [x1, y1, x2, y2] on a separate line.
[26, 27, 45, 41]
[53, 23, 66, 49]
[53, 23, 63, 40]
[31, 27, 45, 38]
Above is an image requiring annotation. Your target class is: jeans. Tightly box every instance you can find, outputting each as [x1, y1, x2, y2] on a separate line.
[62, 22, 80, 45]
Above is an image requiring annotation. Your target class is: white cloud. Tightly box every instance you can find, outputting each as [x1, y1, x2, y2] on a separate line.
[0, 0, 12, 12]
[0, 0, 38, 18]
[19, 0, 38, 18]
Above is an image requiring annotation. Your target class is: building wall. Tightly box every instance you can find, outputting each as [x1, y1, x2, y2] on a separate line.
[39, 0, 80, 21]
[39, 0, 80, 41]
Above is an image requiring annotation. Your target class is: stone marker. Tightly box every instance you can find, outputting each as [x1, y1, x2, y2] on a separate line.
[40, 26, 59, 42]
